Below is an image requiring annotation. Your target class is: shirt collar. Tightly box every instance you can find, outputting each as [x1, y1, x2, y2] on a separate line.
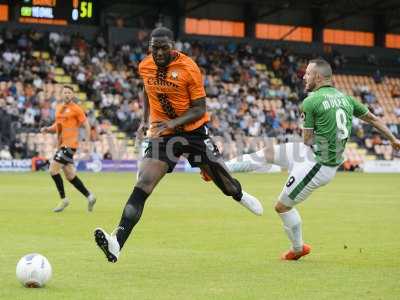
[314, 85, 332, 92]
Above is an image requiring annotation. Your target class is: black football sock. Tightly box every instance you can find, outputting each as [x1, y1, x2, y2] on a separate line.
[51, 174, 65, 199]
[204, 164, 243, 201]
[116, 187, 149, 249]
[69, 176, 91, 197]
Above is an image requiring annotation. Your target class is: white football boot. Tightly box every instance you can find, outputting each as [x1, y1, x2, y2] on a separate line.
[239, 191, 263, 216]
[94, 227, 121, 263]
[87, 194, 97, 212]
[53, 198, 69, 212]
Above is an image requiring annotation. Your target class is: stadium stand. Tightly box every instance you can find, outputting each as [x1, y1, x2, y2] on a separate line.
[0, 29, 399, 167]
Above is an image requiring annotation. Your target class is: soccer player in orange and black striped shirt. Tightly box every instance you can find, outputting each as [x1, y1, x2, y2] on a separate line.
[94, 27, 263, 263]
[40, 85, 96, 213]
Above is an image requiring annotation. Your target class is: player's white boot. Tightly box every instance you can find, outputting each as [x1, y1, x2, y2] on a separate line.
[239, 191, 263, 216]
[53, 198, 69, 212]
[226, 154, 264, 173]
[87, 194, 96, 212]
[94, 227, 120, 263]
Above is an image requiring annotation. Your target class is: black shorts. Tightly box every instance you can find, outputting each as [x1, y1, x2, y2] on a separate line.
[53, 147, 76, 165]
[144, 125, 221, 172]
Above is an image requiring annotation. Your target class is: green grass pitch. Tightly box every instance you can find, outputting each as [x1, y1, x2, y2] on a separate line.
[1, 172, 399, 300]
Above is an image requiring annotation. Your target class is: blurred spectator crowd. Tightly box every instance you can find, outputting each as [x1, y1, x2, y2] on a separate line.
[0, 29, 399, 161]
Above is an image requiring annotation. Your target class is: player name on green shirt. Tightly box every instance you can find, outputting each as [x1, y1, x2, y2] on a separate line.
[322, 95, 352, 111]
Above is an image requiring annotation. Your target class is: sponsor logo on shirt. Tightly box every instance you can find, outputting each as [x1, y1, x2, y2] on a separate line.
[147, 78, 179, 88]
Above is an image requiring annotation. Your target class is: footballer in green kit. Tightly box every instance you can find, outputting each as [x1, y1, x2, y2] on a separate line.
[225, 58, 400, 260]
[301, 82, 370, 167]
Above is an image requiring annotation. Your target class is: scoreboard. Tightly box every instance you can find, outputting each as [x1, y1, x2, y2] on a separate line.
[15, 0, 97, 25]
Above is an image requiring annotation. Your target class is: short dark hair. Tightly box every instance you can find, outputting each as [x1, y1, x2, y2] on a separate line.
[309, 58, 332, 78]
[150, 26, 174, 40]
[63, 85, 74, 91]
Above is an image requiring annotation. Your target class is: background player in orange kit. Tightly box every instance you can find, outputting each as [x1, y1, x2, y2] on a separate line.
[93, 27, 263, 263]
[40, 85, 96, 213]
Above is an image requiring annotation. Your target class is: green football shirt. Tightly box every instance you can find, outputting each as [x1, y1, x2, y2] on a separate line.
[301, 86, 369, 166]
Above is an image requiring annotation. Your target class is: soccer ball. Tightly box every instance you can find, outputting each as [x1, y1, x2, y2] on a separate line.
[16, 253, 52, 288]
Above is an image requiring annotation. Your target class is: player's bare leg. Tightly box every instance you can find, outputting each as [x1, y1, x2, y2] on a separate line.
[94, 158, 169, 262]
[49, 160, 69, 212]
[275, 201, 311, 260]
[63, 164, 96, 212]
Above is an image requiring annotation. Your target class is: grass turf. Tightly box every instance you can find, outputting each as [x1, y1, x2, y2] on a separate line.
[0, 172, 399, 300]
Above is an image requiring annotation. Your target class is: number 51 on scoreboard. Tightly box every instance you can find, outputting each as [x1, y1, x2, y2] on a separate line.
[72, 0, 93, 21]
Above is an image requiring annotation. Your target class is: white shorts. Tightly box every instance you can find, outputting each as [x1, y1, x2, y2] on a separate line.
[273, 142, 337, 207]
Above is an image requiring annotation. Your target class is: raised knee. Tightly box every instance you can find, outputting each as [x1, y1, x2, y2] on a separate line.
[66, 174, 75, 181]
[50, 171, 58, 176]
[50, 169, 60, 176]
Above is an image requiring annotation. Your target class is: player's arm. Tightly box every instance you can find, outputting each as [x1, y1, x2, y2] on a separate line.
[351, 95, 400, 150]
[143, 89, 150, 124]
[75, 107, 91, 142]
[40, 123, 57, 133]
[301, 98, 315, 146]
[168, 97, 206, 127]
[137, 89, 150, 136]
[360, 112, 400, 150]
[153, 98, 206, 137]
[303, 129, 314, 146]
[137, 61, 149, 136]
[174, 61, 207, 126]
[82, 119, 91, 142]
[134, 89, 150, 152]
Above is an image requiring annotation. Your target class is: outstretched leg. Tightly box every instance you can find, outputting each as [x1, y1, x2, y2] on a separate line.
[200, 158, 263, 215]
[223, 141, 307, 173]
